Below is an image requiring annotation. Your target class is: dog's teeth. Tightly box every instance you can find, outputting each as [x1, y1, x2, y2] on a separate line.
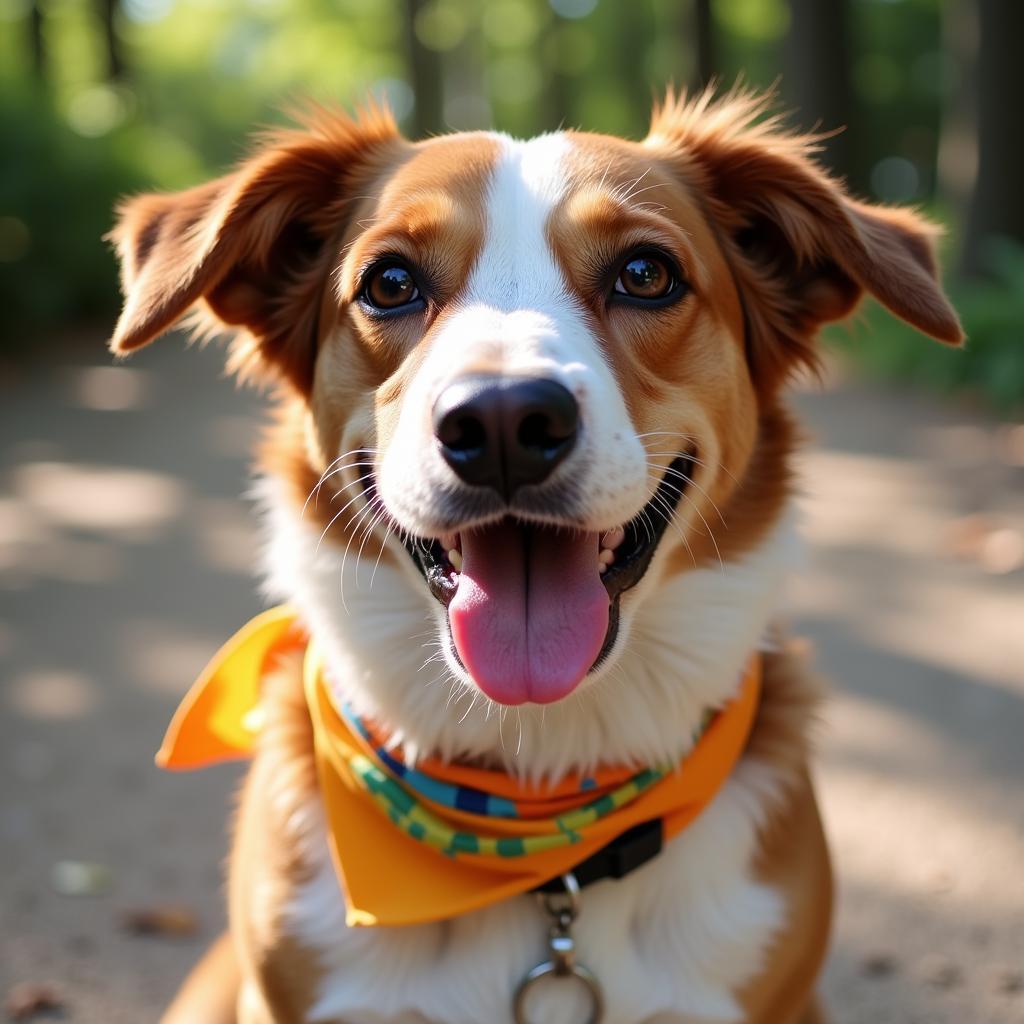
[601, 527, 626, 550]
[448, 549, 463, 572]
[599, 562, 608, 574]
[599, 548, 615, 565]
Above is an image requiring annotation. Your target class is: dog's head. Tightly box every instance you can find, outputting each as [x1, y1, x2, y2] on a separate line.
[110, 91, 961, 713]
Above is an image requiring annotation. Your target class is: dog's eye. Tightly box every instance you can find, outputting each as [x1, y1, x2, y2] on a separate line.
[362, 261, 421, 311]
[612, 252, 684, 304]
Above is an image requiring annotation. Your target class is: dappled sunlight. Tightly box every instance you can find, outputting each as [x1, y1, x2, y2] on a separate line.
[820, 686, 1015, 796]
[791, 437, 1023, 698]
[796, 450, 948, 555]
[39, 535, 125, 585]
[821, 777, 1022, 922]
[787, 387, 1024, 1022]
[862, 580, 1024, 696]
[817, 690, 1024, 1020]
[0, 496, 46, 576]
[0, 494, 127, 586]
[65, 364, 153, 412]
[207, 413, 260, 459]
[6, 668, 99, 721]
[115, 619, 234, 697]
[0, 505, 125, 587]
[12, 461, 186, 535]
[824, 875, 1022, 1022]
[793, 555, 1024, 697]
[190, 497, 260, 577]
[0, 621, 14, 660]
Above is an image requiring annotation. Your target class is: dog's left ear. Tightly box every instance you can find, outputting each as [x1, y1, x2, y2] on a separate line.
[108, 105, 404, 391]
[646, 90, 963, 389]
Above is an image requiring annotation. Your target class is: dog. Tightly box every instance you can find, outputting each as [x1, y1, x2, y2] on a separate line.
[108, 89, 961, 1024]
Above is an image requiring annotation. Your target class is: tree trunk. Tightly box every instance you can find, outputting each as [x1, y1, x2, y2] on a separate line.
[783, 0, 858, 188]
[693, 0, 714, 91]
[961, 0, 1024, 276]
[610, 0, 655, 134]
[937, 0, 978, 241]
[402, 0, 444, 138]
[28, 1, 46, 83]
[660, 1, 715, 100]
[98, 0, 126, 80]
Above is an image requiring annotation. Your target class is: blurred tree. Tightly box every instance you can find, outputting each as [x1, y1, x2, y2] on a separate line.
[0, 0, 1017, 408]
[28, 1, 46, 83]
[694, 0, 714, 90]
[937, 0, 977, 233]
[783, 0, 858, 188]
[98, 0, 126, 81]
[657, 0, 713, 96]
[403, 0, 444, 137]
[541, 8, 573, 132]
[961, 0, 1024, 277]
[610, 0, 656, 133]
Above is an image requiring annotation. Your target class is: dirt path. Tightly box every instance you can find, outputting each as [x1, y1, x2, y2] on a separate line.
[2, 339, 1022, 1023]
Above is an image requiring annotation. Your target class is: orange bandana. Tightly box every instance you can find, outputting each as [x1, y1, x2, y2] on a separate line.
[158, 606, 761, 927]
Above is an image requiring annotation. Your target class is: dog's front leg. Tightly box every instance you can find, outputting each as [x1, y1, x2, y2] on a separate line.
[237, 981, 277, 1024]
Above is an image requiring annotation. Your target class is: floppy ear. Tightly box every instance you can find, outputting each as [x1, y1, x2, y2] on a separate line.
[108, 105, 403, 391]
[646, 90, 963, 389]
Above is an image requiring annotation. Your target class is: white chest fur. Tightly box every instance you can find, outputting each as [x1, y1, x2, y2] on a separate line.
[259, 483, 801, 1023]
[288, 762, 782, 1024]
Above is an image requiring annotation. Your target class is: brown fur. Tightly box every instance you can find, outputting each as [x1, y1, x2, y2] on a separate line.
[159, 630, 831, 1024]
[113, 89, 962, 1024]
[229, 651, 323, 1024]
[646, 88, 962, 397]
[109, 103, 408, 392]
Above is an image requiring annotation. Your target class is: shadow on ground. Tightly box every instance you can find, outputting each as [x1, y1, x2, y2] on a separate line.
[1, 340, 1021, 1022]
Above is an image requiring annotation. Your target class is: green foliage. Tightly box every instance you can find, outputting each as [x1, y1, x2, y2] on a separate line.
[0, 0, 1019, 413]
[828, 240, 1024, 414]
[0, 86, 147, 344]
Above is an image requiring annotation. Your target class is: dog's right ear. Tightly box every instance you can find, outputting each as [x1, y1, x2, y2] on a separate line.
[646, 88, 962, 394]
[108, 105, 405, 392]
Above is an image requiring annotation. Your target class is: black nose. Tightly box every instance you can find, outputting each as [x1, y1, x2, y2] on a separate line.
[433, 375, 579, 499]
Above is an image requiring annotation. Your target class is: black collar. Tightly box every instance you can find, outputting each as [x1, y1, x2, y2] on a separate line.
[533, 818, 664, 894]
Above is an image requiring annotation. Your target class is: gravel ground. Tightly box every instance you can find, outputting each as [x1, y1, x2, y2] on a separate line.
[1, 337, 1022, 1023]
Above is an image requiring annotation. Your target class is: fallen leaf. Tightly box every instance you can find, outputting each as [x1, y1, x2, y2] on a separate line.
[946, 514, 992, 558]
[994, 968, 1024, 995]
[861, 952, 898, 979]
[120, 904, 199, 938]
[5, 982, 64, 1020]
[919, 953, 963, 990]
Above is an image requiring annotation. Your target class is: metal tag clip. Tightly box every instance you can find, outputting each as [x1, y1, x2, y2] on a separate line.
[513, 872, 604, 1024]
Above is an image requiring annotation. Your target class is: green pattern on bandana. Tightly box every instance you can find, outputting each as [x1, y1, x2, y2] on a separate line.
[349, 753, 673, 859]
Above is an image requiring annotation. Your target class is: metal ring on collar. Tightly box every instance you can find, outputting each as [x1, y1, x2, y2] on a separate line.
[513, 959, 604, 1024]
[513, 873, 604, 1024]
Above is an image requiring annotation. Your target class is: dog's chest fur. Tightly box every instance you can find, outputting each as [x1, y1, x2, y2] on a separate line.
[250, 486, 803, 1024]
[289, 771, 781, 1024]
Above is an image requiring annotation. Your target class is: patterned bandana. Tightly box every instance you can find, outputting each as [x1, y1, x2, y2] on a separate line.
[158, 606, 761, 927]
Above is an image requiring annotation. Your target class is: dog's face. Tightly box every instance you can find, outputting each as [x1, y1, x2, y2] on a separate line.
[322, 129, 758, 706]
[110, 93, 961, 710]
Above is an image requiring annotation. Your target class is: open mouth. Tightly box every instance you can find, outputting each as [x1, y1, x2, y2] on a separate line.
[395, 452, 695, 705]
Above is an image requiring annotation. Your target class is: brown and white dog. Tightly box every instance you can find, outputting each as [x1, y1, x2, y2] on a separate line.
[108, 90, 961, 1024]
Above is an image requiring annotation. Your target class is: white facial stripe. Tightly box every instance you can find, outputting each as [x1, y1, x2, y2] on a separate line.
[377, 132, 651, 537]
[466, 132, 574, 311]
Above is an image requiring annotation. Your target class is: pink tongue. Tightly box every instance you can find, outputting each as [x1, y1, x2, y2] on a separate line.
[448, 522, 610, 705]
